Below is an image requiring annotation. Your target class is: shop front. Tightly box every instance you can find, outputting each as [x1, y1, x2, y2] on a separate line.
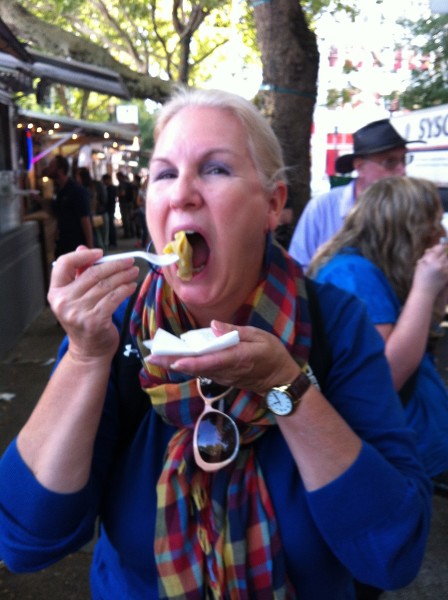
[0, 20, 46, 357]
[0, 18, 139, 356]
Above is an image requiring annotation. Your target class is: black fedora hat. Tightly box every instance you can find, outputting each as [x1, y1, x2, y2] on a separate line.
[335, 119, 419, 174]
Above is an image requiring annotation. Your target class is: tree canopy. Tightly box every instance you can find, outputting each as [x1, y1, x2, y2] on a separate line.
[398, 13, 448, 109]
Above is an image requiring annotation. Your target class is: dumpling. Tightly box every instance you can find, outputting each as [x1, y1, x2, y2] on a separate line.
[163, 231, 193, 281]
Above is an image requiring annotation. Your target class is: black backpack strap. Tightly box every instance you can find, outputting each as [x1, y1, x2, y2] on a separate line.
[398, 372, 418, 407]
[305, 277, 331, 392]
[117, 281, 142, 352]
[113, 282, 151, 448]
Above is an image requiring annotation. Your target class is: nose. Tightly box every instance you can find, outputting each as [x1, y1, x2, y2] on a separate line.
[169, 172, 203, 210]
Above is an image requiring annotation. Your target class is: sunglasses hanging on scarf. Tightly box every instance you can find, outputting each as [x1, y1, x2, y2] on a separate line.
[193, 377, 240, 471]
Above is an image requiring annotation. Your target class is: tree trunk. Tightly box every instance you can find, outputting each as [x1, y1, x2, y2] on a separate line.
[252, 0, 319, 222]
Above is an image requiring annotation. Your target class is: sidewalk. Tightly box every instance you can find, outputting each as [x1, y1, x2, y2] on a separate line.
[1, 237, 448, 598]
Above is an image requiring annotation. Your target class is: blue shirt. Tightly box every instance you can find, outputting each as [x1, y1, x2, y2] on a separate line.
[289, 181, 356, 270]
[0, 281, 431, 599]
[315, 251, 448, 478]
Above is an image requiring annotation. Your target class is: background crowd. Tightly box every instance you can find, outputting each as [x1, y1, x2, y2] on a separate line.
[43, 156, 150, 262]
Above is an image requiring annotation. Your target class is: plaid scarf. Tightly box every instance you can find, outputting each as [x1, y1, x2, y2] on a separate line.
[130, 239, 311, 599]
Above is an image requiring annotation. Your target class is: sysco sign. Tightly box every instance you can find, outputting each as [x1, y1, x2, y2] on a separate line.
[415, 113, 448, 142]
[392, 106, 448, 148]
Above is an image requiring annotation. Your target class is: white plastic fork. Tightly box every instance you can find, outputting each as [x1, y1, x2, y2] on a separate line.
[52, 250, 179, 268]
[95, 250, 179, 266]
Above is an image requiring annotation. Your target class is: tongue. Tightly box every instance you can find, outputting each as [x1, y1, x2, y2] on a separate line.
[191, 235, 209, 268]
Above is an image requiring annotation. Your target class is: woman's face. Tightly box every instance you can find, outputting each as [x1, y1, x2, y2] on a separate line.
[429, 205, 446, 247]
[147, 105, 285, 326]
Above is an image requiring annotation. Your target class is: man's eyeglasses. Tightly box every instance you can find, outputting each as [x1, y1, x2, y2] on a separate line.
[193, 377, 240, 472]
[364, 154, 413, 171]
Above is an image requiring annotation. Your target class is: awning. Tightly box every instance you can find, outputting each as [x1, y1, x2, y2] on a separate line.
[29, 50, 130, 100]
[0, 50, 130, 100]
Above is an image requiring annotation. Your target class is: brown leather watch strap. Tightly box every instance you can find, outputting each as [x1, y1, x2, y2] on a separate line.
[288, 368, 311, 400]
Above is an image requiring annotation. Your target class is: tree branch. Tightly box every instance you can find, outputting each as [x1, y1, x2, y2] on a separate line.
[93, 0, 142, 67]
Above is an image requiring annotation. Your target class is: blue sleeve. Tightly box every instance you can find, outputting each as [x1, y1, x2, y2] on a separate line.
[306, 283, 431, 588]
[288, 190, 340, 271]
[0, 300, 130, 572]
[288, 187, 349, 272]
[315, 253, 400, 325]
[308, 442, 430, 589]
[0, 441, 97, 572]
[259, 282, 431, 593]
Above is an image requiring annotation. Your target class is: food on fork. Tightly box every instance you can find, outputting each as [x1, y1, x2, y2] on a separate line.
[163, 231, 193, 280]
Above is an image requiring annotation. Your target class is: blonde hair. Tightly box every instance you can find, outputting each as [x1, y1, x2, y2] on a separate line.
[308, 176, 443, 303]
[153, 86, 287, 193]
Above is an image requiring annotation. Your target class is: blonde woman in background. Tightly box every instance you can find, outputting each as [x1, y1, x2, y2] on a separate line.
[310, 176, 448, 486]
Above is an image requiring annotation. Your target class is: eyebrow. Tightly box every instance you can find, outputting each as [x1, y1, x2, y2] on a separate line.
[151, 147, 239, 164]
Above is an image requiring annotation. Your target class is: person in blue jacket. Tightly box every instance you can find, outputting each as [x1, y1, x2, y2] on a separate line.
[309, 175, 448, 483]
[0, 89, 431, 600]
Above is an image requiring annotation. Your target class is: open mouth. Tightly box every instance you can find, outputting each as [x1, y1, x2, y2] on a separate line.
[186, 231, 209, 275]
[163, 230, 210, 280]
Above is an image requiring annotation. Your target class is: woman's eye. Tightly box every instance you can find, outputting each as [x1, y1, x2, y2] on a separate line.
[151, 169, 177, 182]
[203, 163, 231, 176]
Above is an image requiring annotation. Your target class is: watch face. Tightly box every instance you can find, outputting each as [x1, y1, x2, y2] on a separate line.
[266, 388, 293, 416]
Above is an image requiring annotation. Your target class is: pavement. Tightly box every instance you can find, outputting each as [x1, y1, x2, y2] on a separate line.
[1, 233, 448, 599]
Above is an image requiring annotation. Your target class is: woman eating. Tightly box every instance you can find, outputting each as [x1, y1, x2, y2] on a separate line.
[0, 90, 431, 599]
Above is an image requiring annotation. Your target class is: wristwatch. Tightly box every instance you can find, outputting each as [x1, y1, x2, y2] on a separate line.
[265, 367, 311, 416]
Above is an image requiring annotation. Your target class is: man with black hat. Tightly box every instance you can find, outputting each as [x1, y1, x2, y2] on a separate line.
[289, 118, 417, 270]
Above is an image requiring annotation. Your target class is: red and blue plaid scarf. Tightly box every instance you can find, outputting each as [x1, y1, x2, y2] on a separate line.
[130, 239, 311, 599]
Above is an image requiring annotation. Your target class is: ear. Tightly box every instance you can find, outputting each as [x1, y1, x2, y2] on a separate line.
[352, 156, 365, 173]
[266, 181, 288, 232]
